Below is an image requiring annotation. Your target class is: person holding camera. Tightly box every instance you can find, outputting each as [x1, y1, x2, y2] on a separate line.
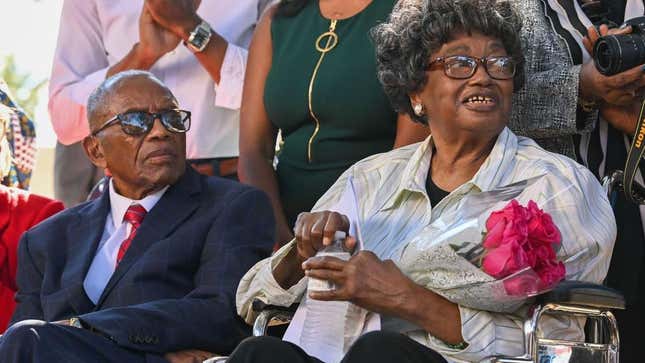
[536, 1, 645, 361]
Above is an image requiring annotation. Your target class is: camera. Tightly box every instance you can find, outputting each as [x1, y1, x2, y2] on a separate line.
[593, 16, 645, 76]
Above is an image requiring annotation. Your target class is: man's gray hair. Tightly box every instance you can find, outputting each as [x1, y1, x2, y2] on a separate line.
[86, 70, 168, 129]
[371, 0, 524, 124]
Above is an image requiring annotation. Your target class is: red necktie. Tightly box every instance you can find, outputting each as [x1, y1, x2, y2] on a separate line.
[116, 204, 147, 266]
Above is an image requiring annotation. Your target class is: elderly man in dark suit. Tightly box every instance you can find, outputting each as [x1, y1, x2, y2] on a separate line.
[0, 70, 275, 363]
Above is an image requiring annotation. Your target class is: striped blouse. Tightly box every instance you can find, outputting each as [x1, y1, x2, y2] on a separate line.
[236, 127, 616, 362]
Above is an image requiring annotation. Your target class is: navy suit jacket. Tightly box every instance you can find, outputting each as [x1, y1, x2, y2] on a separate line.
[11, 167, 275, 354]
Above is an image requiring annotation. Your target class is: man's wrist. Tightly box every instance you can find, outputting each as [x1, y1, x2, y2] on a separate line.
[131, 43, 160, 69]
[177, 15, 203, 41]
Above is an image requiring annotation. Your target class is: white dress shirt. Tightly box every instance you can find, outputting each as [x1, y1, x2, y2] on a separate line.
[49, 0, 273, 158]
[83, 180, 168, 304]
[236, 127, 617, 363]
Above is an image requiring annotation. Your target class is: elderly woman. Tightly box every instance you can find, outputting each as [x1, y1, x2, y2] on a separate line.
[232, 0, 616, 362]
[0, 106, 64, 332]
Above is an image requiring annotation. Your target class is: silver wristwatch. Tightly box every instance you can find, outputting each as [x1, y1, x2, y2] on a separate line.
[185, 20, 212, 53]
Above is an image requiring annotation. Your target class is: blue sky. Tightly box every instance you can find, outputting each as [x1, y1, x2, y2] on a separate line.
[0, 0, 64, 147]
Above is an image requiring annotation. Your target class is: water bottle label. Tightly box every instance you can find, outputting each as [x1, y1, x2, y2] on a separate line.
[308, 277, 335, 292]
[306, 251, 350, 292]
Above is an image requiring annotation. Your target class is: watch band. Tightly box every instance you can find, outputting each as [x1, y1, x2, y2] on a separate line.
[185, 20, 212, 53]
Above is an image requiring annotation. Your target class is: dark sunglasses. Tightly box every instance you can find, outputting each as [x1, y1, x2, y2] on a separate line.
[92, 109, 191, 136]
[427, 55, 517, 80]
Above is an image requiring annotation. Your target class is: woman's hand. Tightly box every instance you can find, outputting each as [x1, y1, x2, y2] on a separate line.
[272, 211, 356, 290]
[303, 251, 416, 316]
[303, 251, 464, 344]
[293, 211, 357, 263]
[579, 25, 645, 106]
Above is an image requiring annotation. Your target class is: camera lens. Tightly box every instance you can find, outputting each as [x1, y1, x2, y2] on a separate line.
[594, 34, 645, 76]
[594, 37, 621, 75]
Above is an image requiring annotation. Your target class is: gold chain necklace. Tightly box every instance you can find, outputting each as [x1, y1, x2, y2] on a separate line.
[306, 19, 338, 163]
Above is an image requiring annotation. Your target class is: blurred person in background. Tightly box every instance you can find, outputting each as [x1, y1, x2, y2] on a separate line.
[0, 105, 64, 333]
[238, 0, 430, 247]
[0, 79, 36, 190]
[49, 0, 272, 207]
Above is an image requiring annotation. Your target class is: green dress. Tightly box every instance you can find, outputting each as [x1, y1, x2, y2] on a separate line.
[265, 0, 397, 226]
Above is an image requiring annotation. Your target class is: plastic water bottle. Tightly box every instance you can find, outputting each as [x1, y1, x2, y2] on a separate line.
[300, 231, 351, 362]
[307, 231, 351, 291]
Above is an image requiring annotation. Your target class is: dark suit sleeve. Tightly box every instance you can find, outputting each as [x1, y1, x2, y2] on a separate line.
[77, 188, 275, 354]
[11, 232, 45, 322]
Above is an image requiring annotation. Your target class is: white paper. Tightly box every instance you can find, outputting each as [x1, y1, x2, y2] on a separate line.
[282, 176, 380, 362]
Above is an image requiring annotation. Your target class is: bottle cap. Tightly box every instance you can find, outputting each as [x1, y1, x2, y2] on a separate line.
[334, 231, 346, 240]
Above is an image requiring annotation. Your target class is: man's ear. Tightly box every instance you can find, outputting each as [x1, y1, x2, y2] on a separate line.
[82, 136, 107, 169]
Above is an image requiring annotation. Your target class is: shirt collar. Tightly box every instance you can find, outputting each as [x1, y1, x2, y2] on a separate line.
[379, 127, 518, 211]
[108, 179, 169, 228]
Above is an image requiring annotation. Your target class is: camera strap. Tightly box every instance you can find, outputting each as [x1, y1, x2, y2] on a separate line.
[622, 100, 645, 204]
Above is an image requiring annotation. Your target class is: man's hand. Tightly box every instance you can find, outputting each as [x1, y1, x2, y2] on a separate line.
[601, 101, 644, 135]
[303, 251, 417, 316]
[579, 25, 645, 106]
[164, 349, 215, 363]
[145, 0, 202, 40]
[138, 6, 181, 63]
[293, 211, 356, 264]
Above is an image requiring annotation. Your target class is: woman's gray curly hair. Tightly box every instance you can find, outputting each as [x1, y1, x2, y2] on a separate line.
[372, 0, 525, 124]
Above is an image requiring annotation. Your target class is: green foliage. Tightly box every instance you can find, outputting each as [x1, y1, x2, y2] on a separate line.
[0, 55, 47, 119]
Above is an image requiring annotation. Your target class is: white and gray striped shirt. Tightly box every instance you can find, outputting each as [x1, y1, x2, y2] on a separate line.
[236, 127, 616, 362]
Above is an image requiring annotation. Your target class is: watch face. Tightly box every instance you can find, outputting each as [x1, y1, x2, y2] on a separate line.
[188, 22, 212, 52]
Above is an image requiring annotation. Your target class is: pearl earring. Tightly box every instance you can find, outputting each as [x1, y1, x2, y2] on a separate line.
[413, 103, 424, 116]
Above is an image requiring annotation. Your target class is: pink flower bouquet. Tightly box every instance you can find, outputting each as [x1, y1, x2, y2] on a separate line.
[481, 200, 565, 296]
[397, 176, 574, 313]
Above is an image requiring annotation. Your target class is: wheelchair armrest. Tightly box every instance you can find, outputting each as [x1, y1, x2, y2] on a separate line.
[251, 299, 298, 337]
[537, 281, 625, 310]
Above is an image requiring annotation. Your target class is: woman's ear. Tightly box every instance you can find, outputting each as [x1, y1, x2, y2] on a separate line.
[82, 136, 108, 169]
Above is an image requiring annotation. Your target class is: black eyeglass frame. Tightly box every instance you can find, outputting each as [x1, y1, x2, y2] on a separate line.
[91, 109, 192, 136]
[426, 55, 517, 80]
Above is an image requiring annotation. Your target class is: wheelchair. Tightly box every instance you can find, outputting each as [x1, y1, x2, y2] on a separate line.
[209, 171, 629, 363]
[250, 172, 628, 363]
[251, 280, 624, 363]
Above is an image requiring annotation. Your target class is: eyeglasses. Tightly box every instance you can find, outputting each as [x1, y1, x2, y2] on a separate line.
[92, 109, 191, 136]
[426, 55, 517, 80]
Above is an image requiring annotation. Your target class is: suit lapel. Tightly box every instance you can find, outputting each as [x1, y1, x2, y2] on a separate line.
[96, 167, 202, 307]
[60, 191, 110, 315]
